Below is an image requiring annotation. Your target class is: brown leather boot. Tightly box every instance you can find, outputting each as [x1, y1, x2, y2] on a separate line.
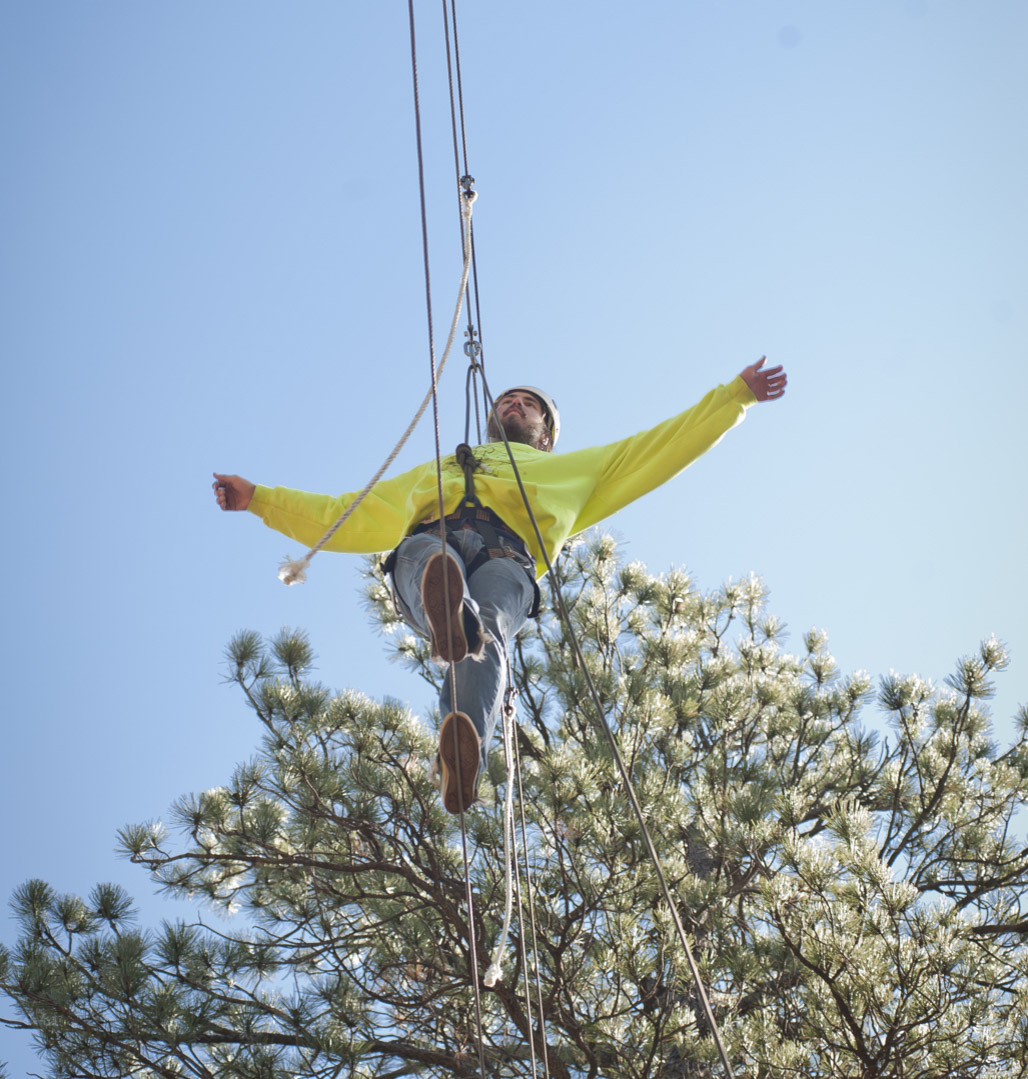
[438, 711, 481, 814]
[421, 550, 482, 664]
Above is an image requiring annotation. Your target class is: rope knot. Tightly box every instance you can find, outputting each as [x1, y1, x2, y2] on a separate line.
[455, 442, 478, 472]
[278, 556, 310, 586]
[455, 443, 481, 507]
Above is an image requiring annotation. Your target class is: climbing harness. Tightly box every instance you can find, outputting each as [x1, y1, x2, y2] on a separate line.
[386, 442, 541, 615]
[412, 506, 537, 588]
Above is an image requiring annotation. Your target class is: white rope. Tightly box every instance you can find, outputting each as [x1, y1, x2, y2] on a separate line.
[277, 189, 479, 585]
[483, 689, 518, 987]
[510, 725, 552, 1079]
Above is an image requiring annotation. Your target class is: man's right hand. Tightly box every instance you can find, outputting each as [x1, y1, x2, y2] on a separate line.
[213, 473, 255, 512]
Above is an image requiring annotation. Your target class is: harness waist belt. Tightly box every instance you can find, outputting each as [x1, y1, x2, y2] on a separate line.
[411, 506, 530, 564]
[383, 504, 540, 619]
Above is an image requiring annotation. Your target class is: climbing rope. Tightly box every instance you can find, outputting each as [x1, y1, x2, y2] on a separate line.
[484, 680, 518, 988]
[406, 2, 735, 1067]
[408, 0, 736, 1064]
[408, 3, 490, 1075]
[440, 0, 491, 448]
[484, 672, 553, 1079]
[275, 185, 477, 586]
[476, 368, 738, 1078]
[511, 716, 554, 1078]
[272, 0, 734, 1070]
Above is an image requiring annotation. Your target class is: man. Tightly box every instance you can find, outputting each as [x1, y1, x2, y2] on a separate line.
[214, 357, 786, 813]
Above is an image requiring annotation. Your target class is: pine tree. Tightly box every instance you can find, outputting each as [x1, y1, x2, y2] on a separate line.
[2, 535, 1027, 1078]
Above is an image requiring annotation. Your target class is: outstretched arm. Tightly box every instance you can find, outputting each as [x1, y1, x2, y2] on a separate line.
[213, 472, 256, 511]
[740, 356, 787, 402]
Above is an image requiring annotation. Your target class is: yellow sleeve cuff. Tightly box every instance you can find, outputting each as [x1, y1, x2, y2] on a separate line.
[731, 374, 758, 407]
[247, 484, 273, 515]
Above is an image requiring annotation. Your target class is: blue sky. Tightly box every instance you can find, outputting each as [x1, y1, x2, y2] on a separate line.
[2, 2, 1026, 1071]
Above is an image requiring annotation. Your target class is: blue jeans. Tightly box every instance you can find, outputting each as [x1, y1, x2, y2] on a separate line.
[391, 530, 536, 768]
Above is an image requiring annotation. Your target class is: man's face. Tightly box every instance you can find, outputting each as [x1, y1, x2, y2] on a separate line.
[488, 391, 551, 450]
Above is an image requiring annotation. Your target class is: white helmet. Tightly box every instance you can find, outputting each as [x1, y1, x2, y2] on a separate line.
[490, 385, 561, 448]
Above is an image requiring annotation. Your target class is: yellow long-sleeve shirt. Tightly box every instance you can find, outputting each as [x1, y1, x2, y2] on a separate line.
[248, 375, 756, 579]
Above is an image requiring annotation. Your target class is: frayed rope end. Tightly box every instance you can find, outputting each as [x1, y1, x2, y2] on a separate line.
[483, 963, 503, 988]
[278, 556, 309, 586]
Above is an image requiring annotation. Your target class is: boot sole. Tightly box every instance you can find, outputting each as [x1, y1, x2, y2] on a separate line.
[422, 551, 468, 664]
[439, 711, 480, 814]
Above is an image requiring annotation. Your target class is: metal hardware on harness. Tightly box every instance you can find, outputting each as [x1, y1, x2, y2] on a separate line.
[503, 654, 518, 721]
[463, 326, 482, 364]
[459, 175, 477, 213]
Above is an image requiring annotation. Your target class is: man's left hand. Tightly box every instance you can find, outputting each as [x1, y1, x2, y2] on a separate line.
[740, 356, 787, 402]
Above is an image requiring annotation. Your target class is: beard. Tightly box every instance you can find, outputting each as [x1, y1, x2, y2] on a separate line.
[487, 410, 550, 451]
